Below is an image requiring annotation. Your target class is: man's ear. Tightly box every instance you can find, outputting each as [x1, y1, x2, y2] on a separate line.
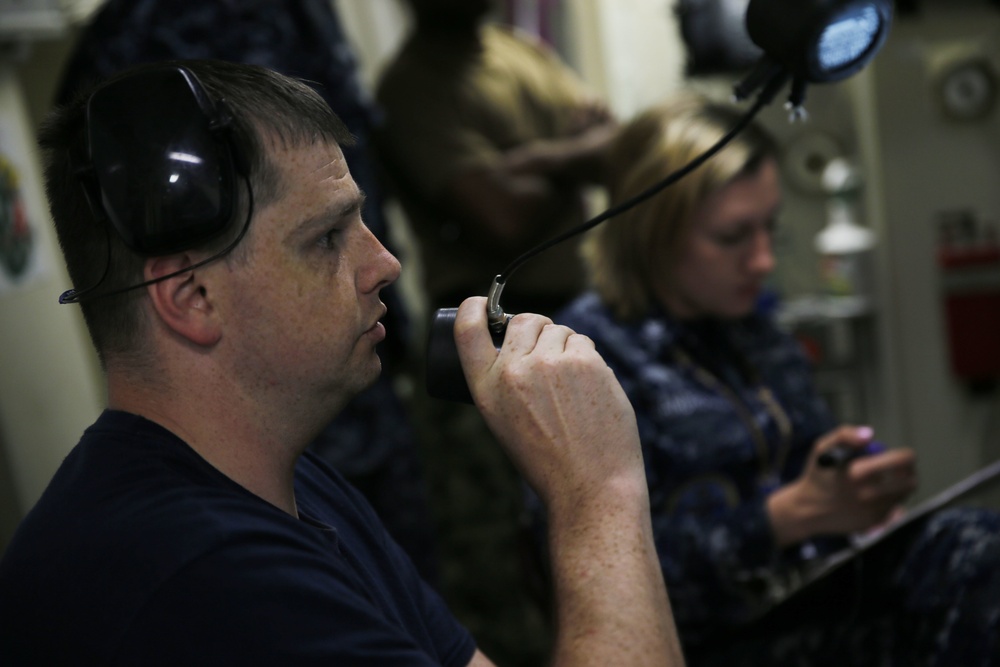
[144, 254, 222, 347]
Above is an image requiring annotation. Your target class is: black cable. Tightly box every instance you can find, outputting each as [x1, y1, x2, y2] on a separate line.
[59, 173, 255, 304]
[494, 83, 775, 288]
[58, 224, 113, 304]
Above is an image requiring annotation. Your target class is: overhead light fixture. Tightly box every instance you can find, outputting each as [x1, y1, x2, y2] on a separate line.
[735, 0, 893, 117]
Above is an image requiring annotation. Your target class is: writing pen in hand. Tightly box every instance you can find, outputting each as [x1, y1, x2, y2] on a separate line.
[817, 440, 887, 470]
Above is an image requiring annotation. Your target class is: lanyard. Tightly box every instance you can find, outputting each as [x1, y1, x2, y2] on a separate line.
[673, 347, 794, 490]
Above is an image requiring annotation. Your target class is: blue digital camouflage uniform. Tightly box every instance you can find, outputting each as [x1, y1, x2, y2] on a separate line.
[548, 291, 1000, 666]
[55, 0, 439, 583]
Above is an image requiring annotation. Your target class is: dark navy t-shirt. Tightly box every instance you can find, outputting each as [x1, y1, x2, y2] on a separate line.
[0, 411, 475, 666]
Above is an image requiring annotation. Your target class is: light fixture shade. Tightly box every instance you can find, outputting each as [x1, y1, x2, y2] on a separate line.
[746, 0, 893, 83]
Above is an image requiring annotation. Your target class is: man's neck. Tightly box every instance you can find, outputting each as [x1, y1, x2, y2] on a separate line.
[107, 372, 307, 517]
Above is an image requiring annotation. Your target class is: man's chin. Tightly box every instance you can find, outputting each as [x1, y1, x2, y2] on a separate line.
[322, 358, 383, 421]
[358, 355, 383, 391]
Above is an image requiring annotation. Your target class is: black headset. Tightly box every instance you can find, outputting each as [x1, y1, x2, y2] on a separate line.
[60, 64, 250, 303]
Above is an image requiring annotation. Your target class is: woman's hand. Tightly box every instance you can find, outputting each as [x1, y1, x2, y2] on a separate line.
[767, 425, 918, 547]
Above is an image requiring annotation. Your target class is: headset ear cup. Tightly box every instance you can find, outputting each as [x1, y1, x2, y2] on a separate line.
[74, 163, 107, 224]
[229, 142, 250, 179]
[85, 65, 241, 256]
[214, 98, 250, 178]
[59, 64, 255, 303]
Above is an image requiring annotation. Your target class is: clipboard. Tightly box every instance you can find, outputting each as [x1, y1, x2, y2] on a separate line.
[723, 458, 1000, 637]
[802, 457, 1000, 585]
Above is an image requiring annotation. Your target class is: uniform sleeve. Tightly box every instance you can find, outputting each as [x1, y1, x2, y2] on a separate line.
[638, 413, 784, 638]
[632, 319, 838, 638]
[740, 317, 838, 480]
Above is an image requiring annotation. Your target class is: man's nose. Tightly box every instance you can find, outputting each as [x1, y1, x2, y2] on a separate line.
[360, 226, 401, 293]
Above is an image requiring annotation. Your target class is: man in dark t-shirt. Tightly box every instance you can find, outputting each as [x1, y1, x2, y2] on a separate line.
[0, 60, 682, 665]
[52, 0, 437, 581]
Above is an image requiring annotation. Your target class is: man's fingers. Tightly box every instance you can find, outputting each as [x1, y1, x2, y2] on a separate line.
[564, 331, 597, 352]
[453, 297, 497, 391]
[502, 314, 555, 356]
[454, 298, 559, 400]
[531, 322, 576, 354]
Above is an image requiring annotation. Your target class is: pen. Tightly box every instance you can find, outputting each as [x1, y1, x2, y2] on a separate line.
[817, 440, 887, 469]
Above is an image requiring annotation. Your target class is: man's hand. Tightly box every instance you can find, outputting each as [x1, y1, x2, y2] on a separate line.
[768, 426, 918, 547]
[453, 297, 685, 667]
[453, 297, 642, 509]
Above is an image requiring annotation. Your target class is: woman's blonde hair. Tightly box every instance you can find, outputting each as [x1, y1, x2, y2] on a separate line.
[582, 92, 778, 320]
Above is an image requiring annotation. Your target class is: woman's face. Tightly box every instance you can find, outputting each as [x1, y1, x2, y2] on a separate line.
[658, 158, 781, 320]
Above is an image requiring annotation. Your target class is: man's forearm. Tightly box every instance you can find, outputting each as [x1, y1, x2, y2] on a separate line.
[546, 478, 686, 667]
[452, 301, 685, 666]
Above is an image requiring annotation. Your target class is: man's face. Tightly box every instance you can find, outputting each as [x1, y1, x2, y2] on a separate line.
[215, 139, 400, 415]
[658, 158, 781, 320]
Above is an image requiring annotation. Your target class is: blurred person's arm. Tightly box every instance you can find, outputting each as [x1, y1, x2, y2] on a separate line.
[442, 103, 615, 250]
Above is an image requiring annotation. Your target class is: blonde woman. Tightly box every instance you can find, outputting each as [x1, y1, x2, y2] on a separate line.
[547, 93, 1000, 666]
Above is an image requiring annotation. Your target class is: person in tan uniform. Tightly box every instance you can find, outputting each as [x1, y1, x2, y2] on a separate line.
[376, 0, 615, 315]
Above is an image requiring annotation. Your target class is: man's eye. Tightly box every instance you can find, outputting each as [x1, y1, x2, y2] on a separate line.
[318, 228, 342, 249]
